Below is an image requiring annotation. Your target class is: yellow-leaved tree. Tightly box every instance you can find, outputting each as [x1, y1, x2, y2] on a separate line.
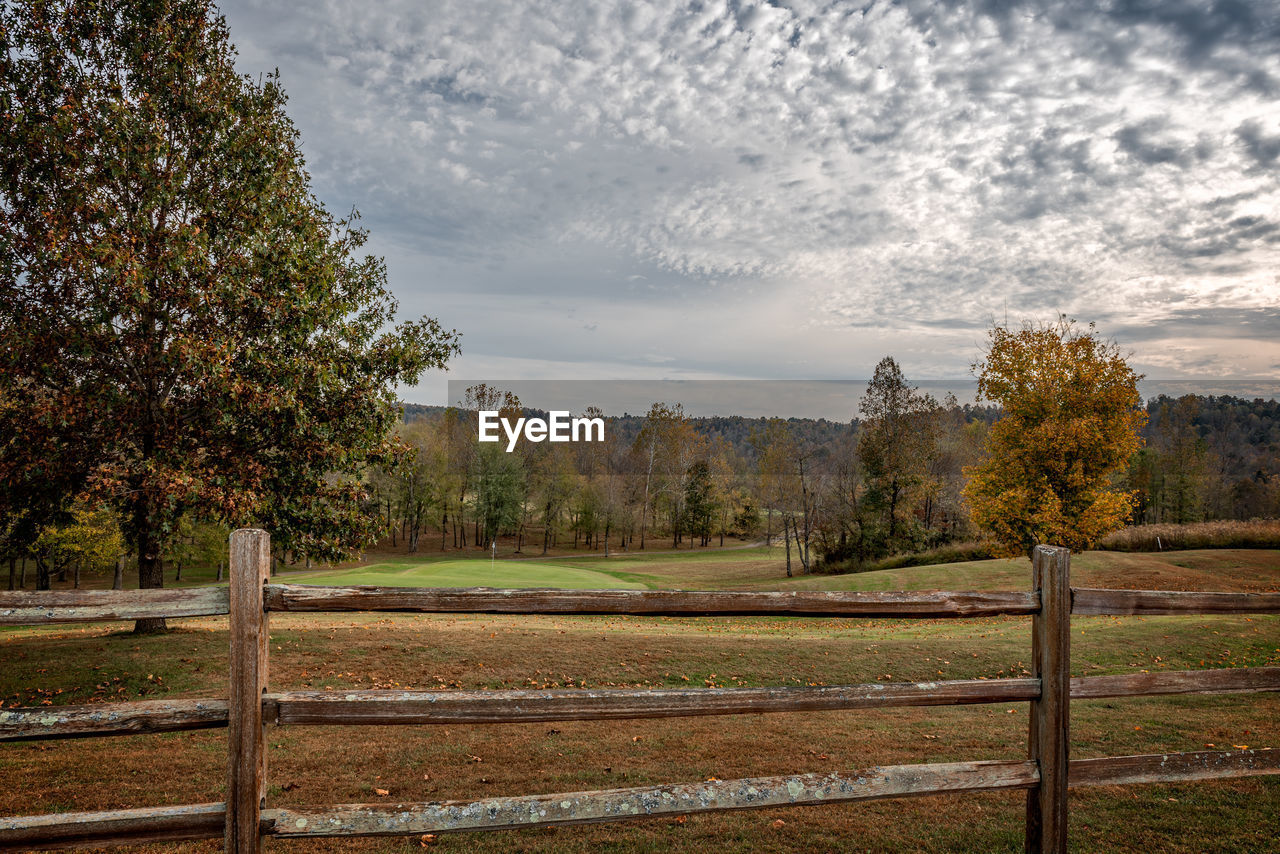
[963, 318, 1146, 557]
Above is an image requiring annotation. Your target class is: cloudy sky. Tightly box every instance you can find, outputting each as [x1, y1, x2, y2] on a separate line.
[219, 0, 1280, 404]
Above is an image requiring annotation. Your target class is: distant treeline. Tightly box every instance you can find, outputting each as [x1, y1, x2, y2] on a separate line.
[1128, 395, 1279, 523]
[398, 393, 1278, 562]
[400, 403, 1006, 461]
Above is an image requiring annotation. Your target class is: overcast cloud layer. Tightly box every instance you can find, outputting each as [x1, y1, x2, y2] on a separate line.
[220, 0, 1280, 401]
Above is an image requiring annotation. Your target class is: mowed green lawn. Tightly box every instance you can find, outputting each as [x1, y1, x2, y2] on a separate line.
[284, 558, 647, 589]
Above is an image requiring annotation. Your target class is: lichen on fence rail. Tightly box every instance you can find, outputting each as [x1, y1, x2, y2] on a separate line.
[0, 588, 229, 625]
[262, 759, 1042, 837]
[1, 750, 1275, 848]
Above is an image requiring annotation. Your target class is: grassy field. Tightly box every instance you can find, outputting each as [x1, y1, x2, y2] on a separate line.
[284, 559, 647, 590]
[266, 544, 1280, 594]
[2, 547, 1277, 851]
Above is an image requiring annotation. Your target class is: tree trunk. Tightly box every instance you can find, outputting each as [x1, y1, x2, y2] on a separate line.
[888, 480, 899, 546]
[35, 557, 52, 591]
[7, 555, 14, 590]
[175, 559, 183, 581]
[113, 555, 124, 590]
[134, 514, 167, 632]
[19, 556, 26, 589]
[73, 562, 80, 588]
[783, 516, 793, 577]
[216, 560, 223, 582]
[542, 505, 551, 555]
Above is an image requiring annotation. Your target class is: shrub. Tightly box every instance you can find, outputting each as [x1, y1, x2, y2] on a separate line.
[815, 541, 1003, 575]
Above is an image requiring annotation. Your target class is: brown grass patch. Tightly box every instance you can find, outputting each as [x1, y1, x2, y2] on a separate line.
[1099, 520, 1280, 552]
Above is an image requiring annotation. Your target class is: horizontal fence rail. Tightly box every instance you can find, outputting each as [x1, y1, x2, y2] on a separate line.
[264, 584, 1040, 617]
[264, 679, 1044, 725]
[2, 534, 1278, 853]
[5, 585, 1280, 628]
[260, 748, 1280, 839]
[263, 759, 1042, 838]
[0, 803, 226, 850]
[1072, 588, 1280, 616]
[0, 587, 229, 625]
[6, 667, 1278, 741]
[2, 583, 1280, 632]
[0, 699, 229, 741]
[1072, 666, 1280, 699]
[4, 749, 1275, 849]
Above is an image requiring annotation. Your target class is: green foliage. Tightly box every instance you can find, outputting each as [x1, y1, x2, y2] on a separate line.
[856, 357, 940, 558]
[166, 515, 228, 576]
[1126, 395, 1210, 525]
[963, 318, 1146, 556]
[30, 503, 122, 589]
[0, 0, 459, 603]
[818, 540, 1004, 576]
[682, 460, 716, 541]
[472, 444, 524, 545]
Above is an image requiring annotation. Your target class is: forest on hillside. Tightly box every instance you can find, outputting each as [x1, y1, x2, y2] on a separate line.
[389, 392, 1278, 575]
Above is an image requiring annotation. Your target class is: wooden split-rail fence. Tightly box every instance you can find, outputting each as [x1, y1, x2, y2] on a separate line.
[1, 531, 1278, 852]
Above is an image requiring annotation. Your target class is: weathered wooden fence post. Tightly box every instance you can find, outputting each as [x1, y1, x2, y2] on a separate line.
[1026, 544, 1070, 853]
[227, 529, 270, 853]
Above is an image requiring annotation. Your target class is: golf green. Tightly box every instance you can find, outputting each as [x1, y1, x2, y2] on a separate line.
[284, 558, 645, 589]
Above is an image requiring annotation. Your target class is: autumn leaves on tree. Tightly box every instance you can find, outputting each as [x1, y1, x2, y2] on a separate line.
[963, 319, 1146, 557]
[0, 1, 458, 626]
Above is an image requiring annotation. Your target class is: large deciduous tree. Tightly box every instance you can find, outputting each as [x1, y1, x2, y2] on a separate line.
[963, 318, 1145, 557]
[0, 0, 458, 629]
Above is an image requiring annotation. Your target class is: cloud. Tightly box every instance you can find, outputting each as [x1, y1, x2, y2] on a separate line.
[1236, 118, 1280, 169]
[218, 0, 1280, 389]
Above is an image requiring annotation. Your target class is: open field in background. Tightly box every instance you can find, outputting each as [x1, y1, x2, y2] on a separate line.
[18, 519, 1280, 594]
[275, 546, 1280, 596]
[2, 548, 1277, 851]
